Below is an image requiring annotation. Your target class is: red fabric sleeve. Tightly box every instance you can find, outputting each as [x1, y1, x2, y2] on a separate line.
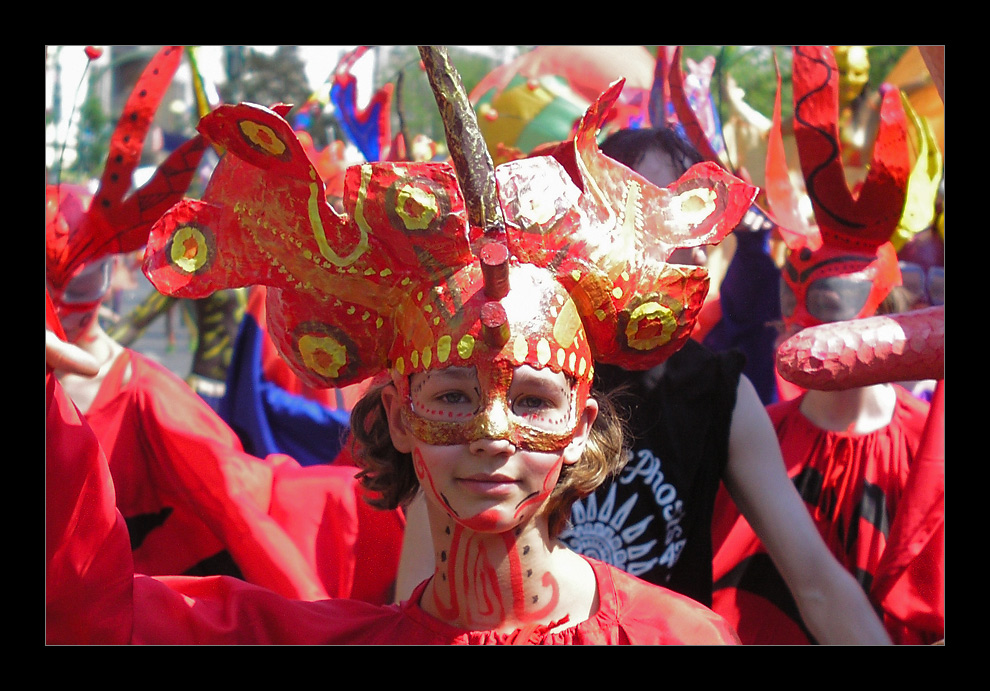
[871, 380, 945, 644]
[129, 364, 332, 601]
[267, 462, 405, 606]
[128, 353, 403, 603]
[46, 372, 134, 644]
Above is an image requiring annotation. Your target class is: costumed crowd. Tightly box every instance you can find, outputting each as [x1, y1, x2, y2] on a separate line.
[45, 44, 944, 645]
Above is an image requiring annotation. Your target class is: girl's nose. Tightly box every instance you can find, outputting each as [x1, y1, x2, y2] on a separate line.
[476, 397, 511, 440]
[468, 397, 517, 455]
[468, 436, 517, 457]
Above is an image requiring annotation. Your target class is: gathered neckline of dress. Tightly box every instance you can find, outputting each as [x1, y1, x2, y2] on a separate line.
[397, 555, 617, 644]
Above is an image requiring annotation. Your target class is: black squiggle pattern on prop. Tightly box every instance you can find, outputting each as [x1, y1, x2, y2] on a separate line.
[793, 47, 864, 231]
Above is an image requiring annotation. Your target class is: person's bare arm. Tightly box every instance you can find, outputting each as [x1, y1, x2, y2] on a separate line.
[46, 330, 100, 376]
[722, 375, 892, 644]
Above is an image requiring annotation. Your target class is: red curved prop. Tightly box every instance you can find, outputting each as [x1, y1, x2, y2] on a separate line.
[776, 305, 944, 390]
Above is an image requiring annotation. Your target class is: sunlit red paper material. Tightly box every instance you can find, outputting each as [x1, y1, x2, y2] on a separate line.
[772, 46, 911, 329]
[776, 305, 944, 390]
[145, 81, 757, 398]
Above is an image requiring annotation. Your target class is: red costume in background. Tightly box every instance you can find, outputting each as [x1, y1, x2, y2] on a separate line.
[711, 385, 931, 644]
[709, 46, 944, 645]
[45, 47, 403, 609]
[79, 346, 403, 604]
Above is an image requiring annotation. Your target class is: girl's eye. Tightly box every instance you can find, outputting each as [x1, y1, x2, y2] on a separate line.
[514, 395, 548, 412]
[437, 391, 472, 405]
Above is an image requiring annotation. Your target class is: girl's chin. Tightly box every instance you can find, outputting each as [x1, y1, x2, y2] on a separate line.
[447, 503, 542, 534]
[456, 510, 517, 533]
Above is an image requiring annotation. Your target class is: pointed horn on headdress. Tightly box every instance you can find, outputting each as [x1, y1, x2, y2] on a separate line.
[791, 45, 910, 248]
[330, 46, 394, 163]
[418, 46, 505, 238]
[419, 45, 510, 323]
[666, 46, 724, 165]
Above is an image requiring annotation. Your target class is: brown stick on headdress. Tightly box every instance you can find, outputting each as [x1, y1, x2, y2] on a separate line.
[418, 46, 505, 238]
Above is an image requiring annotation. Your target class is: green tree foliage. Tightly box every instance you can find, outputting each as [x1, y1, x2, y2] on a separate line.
[64, 77, 111, 184]
[866, 46, 912, 90]
[205, 45, 912, 164]
[370, 46, 908, 161]
[670, 45, 909, 124]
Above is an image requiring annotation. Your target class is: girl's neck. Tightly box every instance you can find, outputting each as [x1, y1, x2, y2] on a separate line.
[420, 510, 597, 635]
[800, 383, 897, 435]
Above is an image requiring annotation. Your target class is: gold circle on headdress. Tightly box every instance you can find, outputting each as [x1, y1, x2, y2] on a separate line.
[394, 183, 440, 231]
[624, 300, 677, 351]
[239, 120, 287, 157]
[299, 332, 348, 378]
[384, 177, 450, 235]
[169, 225, 211, 273]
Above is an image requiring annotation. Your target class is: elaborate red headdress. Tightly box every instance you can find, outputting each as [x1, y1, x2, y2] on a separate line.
[767, 46, 911, 329]
[46, 46, 208, 306]
[144, 50, 757, 446]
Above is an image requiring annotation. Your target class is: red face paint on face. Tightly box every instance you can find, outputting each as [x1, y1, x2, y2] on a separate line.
[413, 445, 565, 534]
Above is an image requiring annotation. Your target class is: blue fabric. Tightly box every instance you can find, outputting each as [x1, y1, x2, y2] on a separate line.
[329, 79, 386, 163]
[703, 226, 782, 405]
[218, 314, 349, 466]
[197, 390, 224, 414]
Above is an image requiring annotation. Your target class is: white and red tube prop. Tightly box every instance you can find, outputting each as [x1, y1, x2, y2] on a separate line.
[776, 305, 944, 390]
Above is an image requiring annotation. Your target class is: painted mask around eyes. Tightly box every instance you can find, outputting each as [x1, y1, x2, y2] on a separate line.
[781, 240, 901, 329]
[390, 260, 593, 453]
[60, 257, 113, 304]
[401, 363, 583, 453]
[768, 47, 911, 331]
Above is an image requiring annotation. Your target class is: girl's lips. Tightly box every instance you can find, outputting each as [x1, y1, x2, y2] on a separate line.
[457, 475, 519, 495]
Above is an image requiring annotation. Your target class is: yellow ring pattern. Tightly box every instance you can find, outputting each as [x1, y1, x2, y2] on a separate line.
[625, 301, 677, 351]
[170, 226, 209, 273]
[239, 121, 286, 156]
[299, 333, 348, 378]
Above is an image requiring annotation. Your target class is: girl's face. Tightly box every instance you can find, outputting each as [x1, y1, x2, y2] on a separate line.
[635, 148, 682, 189]
[383, 365, 598, 534]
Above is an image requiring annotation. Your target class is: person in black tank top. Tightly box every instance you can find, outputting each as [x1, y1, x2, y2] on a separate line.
[561, 340, 742, 606]
[559, 125, 891, 644]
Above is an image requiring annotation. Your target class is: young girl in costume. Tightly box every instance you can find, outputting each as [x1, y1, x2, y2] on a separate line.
[48, 47, 762, 644]
[393, 46, 893, 645]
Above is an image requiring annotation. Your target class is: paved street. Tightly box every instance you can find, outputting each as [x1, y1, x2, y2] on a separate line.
[108, 271, 194, 380]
